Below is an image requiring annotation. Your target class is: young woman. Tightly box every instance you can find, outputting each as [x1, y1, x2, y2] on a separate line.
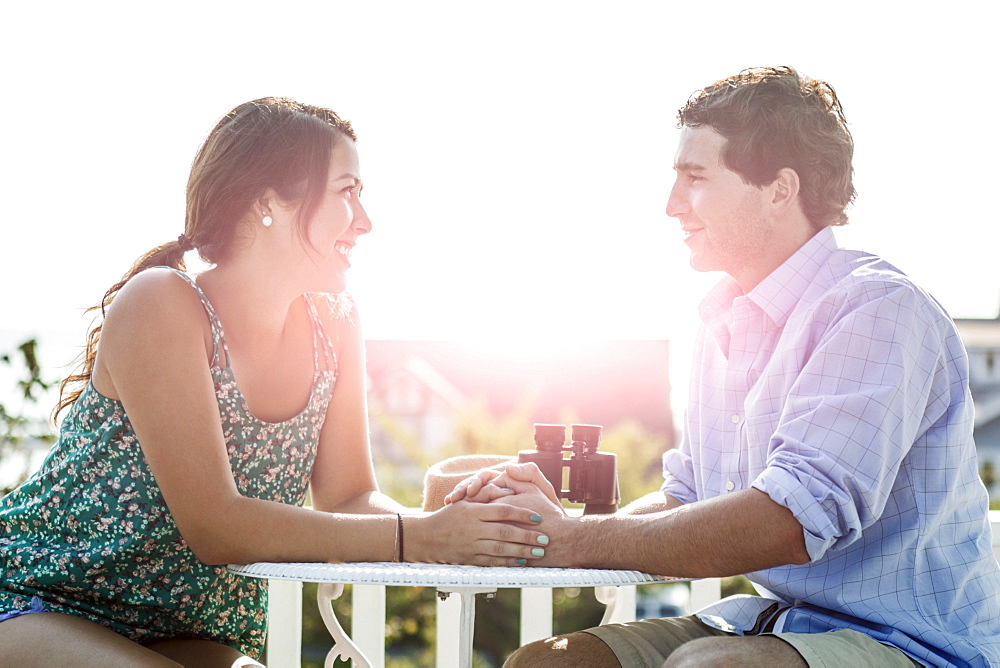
[0, 97, 548, 666]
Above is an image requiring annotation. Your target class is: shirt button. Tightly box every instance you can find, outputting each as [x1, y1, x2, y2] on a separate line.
[726, 481, 735, 491]
[730, 414, 741, 424]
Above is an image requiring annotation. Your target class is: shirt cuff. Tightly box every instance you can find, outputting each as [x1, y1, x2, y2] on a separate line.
[661, 449, 697, 505]
[752, 464, 843, 561]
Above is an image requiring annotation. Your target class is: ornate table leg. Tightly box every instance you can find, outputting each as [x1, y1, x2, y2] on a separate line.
[316, 582, 373, 668]
[596, 585, 637, 625]
[436, 586, 497, 668]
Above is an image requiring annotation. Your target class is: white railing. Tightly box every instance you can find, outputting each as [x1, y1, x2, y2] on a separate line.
[265, 577, 721, 668]
[263, 510, 1000, 667]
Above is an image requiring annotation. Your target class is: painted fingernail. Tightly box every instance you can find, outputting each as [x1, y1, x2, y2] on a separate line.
[530, 514, 542, 523]
[537, 535, 549, 545]
[532, 548, 545, 557]
[516, 558, 527, 565]
[500, 488, 514, 492]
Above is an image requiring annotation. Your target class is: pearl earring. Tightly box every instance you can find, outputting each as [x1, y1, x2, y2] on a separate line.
[262, 214, 273, 228]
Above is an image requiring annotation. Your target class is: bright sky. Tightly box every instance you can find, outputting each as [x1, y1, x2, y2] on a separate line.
[2, 1, 998, 374]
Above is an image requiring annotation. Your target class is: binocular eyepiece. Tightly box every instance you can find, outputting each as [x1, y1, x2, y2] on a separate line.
[517, 423, 620, 515]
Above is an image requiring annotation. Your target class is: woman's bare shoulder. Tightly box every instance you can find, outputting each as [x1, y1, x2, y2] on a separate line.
[91, 268, 215, 398]
[107, 268, 206, 324]
[99, 268, 213, 364]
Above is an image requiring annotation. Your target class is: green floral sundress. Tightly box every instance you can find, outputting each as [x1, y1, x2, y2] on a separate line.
[0, 269, 338, 658]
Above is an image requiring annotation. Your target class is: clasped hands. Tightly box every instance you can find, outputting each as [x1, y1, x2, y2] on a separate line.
[443, 462, 569, 566]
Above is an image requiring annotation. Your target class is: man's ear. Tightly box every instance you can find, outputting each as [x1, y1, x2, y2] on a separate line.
[770, 167, 800, 215]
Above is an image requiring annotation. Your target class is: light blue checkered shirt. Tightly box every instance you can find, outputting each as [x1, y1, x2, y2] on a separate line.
[663, 227, 1000, 667]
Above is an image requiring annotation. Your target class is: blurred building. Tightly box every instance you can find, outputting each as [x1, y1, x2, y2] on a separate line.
[955, 315, 1000, 500]
[365, 339, 674, 459]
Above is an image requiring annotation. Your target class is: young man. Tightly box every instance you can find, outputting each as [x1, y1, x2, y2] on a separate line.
[452, 66, 1000, 667]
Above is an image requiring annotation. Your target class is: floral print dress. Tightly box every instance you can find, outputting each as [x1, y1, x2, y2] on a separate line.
[0, 269, 338, 658]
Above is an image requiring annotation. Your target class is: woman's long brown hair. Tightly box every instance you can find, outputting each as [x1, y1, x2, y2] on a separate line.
[54, 97, 356, 421]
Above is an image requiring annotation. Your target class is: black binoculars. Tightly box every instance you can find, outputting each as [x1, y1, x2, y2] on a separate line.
[517, 423, 620, 515]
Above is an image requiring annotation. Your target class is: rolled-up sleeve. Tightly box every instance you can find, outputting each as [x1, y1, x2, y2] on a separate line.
[751, 281, 955, 561]
[662, 431, 697, 505]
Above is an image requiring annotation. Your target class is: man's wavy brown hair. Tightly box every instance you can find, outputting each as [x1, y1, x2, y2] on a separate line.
[678, 66, 856, 228]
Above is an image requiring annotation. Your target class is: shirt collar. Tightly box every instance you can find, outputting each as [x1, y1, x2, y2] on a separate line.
[700, 227, 839, 330]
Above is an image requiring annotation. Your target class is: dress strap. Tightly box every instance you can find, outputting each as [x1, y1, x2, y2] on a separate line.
[159, 267, 229, 367]
[303, 294, 340, 375]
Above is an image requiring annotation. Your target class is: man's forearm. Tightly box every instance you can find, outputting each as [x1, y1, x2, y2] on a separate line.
[619, 491, 684, 515]
[551, 488, 809, 577]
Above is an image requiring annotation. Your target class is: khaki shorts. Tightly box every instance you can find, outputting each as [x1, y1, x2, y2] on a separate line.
[584, 615, 922, 668]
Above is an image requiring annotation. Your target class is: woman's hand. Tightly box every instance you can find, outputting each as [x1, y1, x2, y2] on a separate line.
[408, 500, 550, 567]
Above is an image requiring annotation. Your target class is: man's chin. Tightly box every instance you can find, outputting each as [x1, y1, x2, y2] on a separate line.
[688, 254, 716, 274]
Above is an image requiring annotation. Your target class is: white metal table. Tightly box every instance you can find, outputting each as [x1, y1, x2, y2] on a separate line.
[228, 561, 681, 668]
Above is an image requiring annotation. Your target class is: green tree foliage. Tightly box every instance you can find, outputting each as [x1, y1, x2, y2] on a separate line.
[1, 339, 56, 496]
[589, 419, 672, 507]
[445, 399, 536, 461]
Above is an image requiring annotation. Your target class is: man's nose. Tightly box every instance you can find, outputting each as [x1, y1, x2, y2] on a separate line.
[665, 182, 686, 218]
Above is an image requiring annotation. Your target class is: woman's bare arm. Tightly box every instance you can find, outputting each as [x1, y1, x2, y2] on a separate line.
[97, 273, 547, 566]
